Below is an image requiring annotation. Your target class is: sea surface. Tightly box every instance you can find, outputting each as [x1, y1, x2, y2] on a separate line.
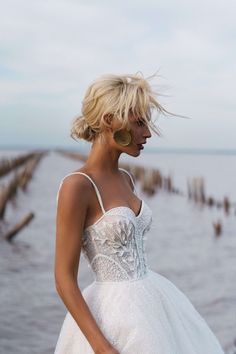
[0, 148, 235, 353]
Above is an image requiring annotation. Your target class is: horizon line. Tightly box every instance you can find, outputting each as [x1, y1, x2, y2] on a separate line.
[1, 145, 236, 156]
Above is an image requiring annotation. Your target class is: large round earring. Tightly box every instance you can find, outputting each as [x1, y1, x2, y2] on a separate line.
[113, 129, 132, 146]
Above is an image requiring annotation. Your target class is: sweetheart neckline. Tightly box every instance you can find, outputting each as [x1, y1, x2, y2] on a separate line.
[84, 200, 145, 232]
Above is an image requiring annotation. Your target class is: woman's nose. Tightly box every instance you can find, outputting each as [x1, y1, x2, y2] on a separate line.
[144, 126, 152, 138]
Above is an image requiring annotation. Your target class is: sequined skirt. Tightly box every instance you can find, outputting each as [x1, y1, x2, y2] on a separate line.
[54, 268, 224, 353]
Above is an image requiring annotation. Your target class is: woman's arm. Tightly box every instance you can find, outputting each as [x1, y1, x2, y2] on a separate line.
[54, 175, 118, 354]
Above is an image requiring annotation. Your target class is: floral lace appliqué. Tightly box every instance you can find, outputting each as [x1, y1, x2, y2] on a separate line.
[82, 205, 152, 282]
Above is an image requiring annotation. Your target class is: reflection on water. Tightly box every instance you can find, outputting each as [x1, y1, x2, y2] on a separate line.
[0, 149, 235, 353]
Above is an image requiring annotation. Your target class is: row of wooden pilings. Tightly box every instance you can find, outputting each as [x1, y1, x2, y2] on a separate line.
[57, 149, 235, 237]
[0, 151, 39, 177]
[187, 177, 232, 213]
[56, 149, 183, 196]
[0, 151, 46, 241]
[187, 177, 235, 237]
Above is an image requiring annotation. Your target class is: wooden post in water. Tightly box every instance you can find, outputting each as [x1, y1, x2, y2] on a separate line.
[140, 169, 156, 196]
[223, 196, 230, 215]
[212, 219, 222, 237]
[4, 212, 35, 241]
[0, 173, 20, 219]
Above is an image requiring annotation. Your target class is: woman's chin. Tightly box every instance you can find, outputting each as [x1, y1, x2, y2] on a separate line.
[124, 149, 141, 157]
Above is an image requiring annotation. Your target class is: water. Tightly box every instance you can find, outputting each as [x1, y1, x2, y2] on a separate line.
[0, 149, 235, 353]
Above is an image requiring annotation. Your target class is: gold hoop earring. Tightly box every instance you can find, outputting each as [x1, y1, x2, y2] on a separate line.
[113, 129, 132, 146]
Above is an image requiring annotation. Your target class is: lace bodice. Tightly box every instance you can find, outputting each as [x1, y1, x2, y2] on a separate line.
[57, 168, 153, 283]
[82, 199, 152, 282]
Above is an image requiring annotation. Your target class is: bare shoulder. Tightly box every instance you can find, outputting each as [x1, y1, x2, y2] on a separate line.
[57, 172, 93, 211]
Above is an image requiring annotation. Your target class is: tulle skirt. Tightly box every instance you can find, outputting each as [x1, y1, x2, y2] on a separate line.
[54, 268, 224, 353]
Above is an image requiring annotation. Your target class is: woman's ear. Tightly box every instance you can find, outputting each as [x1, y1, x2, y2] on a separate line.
[103, 114, 114, 131]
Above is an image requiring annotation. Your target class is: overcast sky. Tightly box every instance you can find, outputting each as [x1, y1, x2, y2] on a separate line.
[0, 0, 235, 151]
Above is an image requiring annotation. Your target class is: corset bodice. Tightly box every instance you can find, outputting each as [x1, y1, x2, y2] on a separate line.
[81, 201, 152, 282]
[57, 168, 152, 283]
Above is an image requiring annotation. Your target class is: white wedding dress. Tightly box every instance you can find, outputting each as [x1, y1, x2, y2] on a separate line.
[54, 168, 225, 354]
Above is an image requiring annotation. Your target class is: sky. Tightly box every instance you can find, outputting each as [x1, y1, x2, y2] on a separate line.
[0, 0, 235, 151]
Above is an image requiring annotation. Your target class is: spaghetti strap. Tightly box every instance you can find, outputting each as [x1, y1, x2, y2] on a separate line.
[57, 172, 106, 214]
[119, 167, 137, 194]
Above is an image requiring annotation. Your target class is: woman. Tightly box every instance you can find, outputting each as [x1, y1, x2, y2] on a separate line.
[54, 73, 224, 353]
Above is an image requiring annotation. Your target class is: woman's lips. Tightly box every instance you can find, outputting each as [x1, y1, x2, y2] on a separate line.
[137, 144, 144, 150]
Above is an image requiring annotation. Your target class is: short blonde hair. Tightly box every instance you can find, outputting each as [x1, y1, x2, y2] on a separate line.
[71, 72, 174, 144]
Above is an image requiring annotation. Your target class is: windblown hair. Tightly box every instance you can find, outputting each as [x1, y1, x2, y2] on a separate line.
[71, 72, 177, 144]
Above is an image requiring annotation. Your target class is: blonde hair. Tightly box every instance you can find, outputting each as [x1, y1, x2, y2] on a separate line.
[71, 72, 177, 144]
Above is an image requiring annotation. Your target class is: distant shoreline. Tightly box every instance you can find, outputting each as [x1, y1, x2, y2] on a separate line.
[0, 146, 236, 156]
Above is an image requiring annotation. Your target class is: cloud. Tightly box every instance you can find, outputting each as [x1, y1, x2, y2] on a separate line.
[0, 0, 235, 148]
